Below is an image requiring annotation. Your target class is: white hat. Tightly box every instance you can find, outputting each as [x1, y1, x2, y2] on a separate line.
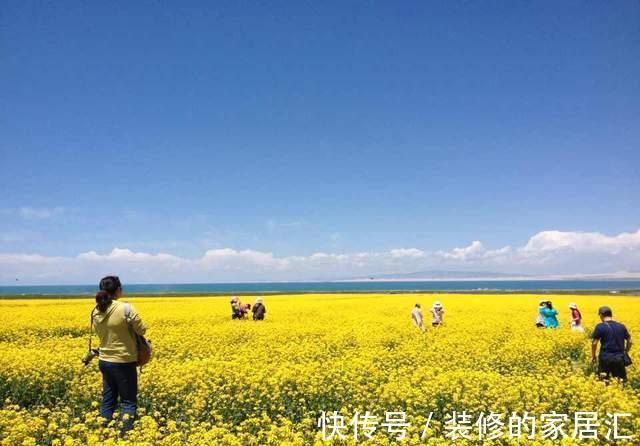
[433, 301, 442, 308]
[231, 296, 239, 302]
[256, 298, 263, 304]
[568, 302, 577, 309]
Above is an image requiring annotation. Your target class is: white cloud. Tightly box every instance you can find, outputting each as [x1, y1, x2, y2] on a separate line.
[78, 248, 183, 263]
[1, 228, 639, 284]
[520, 229, 640, 255]
[201, 248, 290, 271]
[436, 241, 512, 262]
[390, 248, 426, 259]
[437, 240, 485, 261]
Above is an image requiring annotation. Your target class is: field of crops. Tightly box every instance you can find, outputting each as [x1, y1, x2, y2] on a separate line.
[0, 293, 638, 445]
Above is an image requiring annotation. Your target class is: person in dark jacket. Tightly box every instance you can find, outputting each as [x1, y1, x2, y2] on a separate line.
[591, 306, 633, 383]
[252, 298, 266, 320]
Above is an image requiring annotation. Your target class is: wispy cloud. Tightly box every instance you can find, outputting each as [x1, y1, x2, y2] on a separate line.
[0, 232, 26, 243]
[265, 219, 306, 232]
[16, 207, 65, 220]
[1, 228, 639, 284]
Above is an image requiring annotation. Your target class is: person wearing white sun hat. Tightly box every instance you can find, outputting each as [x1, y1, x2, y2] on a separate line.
[431, 301, 444, 327]
[252, 297, 266, 320]
[568, 302, 584, 332]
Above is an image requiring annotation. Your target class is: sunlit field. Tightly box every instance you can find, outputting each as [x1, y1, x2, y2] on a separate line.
[0, 293, 638, 445]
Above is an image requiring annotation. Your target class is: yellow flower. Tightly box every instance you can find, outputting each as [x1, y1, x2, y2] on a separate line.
[0, 294, 637, 445]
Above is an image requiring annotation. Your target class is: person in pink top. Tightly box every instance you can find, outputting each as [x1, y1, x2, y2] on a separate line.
[569, 302, 584, 332]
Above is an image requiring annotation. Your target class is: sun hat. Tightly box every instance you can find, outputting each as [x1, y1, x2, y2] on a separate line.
[256, 298, 263, 304]
[433, 301, 442, 308]
[231, 296, 239, 302]
[568, 302, 577, 309]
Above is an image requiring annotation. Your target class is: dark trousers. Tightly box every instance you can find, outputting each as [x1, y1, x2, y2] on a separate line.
[99, 360, 138, 431]
[598, 357, 627, 382]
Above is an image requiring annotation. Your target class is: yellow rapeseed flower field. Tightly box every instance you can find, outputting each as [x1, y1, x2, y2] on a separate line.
[0, 293, 638, 445]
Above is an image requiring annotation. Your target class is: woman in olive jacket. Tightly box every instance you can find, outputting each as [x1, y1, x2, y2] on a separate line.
[92, 276, 147, 431]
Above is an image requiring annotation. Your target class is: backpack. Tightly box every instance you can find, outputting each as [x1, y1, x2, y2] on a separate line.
[124, 303, 153, 367]
[604, 322, 632, 367]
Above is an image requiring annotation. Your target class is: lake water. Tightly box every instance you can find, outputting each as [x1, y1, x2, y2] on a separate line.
[1, 280, 639, 296]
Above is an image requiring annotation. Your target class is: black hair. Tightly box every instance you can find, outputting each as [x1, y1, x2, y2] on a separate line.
[95, 290, 112, 313]
[599, 307, 613, 317]
[96, 276, 122, 312]
[546, 301, 553, 310]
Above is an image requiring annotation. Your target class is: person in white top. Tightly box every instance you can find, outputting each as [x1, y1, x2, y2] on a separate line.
[411, 303, 424, 331]
[431, 301, 444, 327]
[535, 299, 546, 328]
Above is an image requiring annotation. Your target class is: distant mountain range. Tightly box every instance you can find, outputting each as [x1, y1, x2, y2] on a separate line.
[337, 270, 640, 281]
[339, 270, 530, 281]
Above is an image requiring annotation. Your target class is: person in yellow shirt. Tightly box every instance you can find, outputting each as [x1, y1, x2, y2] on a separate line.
[92, 276, 147, 432]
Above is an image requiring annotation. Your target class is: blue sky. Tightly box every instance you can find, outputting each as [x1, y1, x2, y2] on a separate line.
[1, 1, 639, 283]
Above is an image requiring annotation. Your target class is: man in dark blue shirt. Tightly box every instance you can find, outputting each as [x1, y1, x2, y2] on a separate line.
[591, 306, 633, 382]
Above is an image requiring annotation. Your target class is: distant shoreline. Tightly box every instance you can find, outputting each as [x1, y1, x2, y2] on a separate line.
[337, 276, 640, 282]
[3, 279, 640, 299]
[1, 289, 639, 300]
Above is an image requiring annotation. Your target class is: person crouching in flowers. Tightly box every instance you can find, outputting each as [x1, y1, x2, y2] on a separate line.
[569, 302, 584, 332]
[430, 301, 444, 327]
[239, 303, 251, 318]
[540, 301, 559, 328]
[252, 298, 266, 320]
[535, 300, 546, 328]
[92, 276, 147, 432]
